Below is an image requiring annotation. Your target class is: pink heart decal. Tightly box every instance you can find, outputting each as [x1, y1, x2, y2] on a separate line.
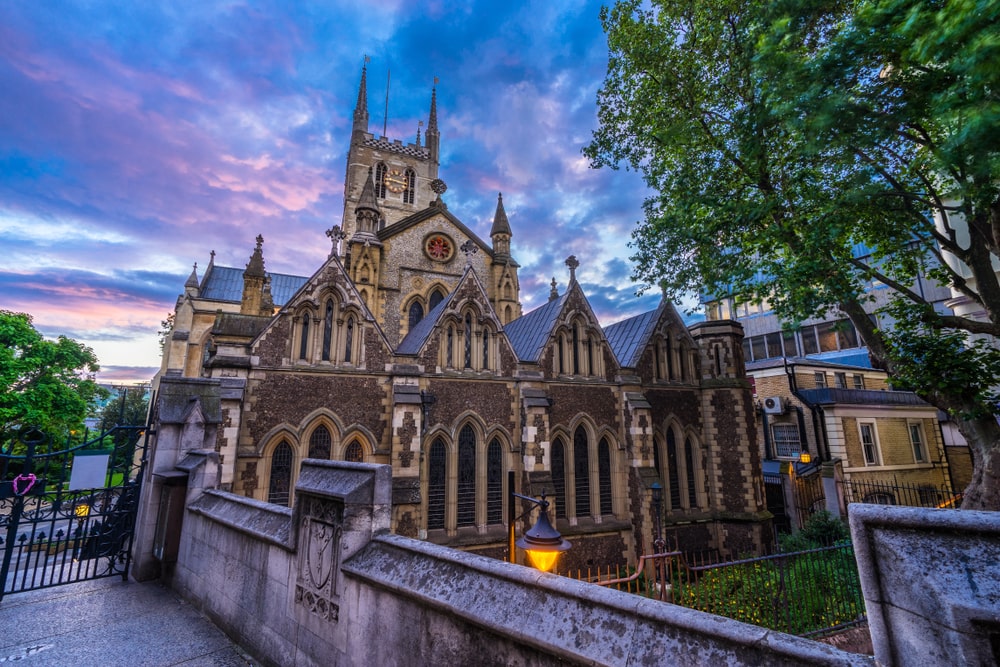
[12, 473, 37, 496]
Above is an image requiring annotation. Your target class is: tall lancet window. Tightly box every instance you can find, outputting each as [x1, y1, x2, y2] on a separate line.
[299, 313, 310, 360]
[374, 163, 387, 198]
[344, 316, 355, 363]
[322, 300, 334, 361]
[408, 301, 424, 330]
[464, 313, 473, 368]
[403, 168, 416, 204]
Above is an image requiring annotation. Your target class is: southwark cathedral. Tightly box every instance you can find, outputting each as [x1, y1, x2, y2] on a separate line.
[150, 66, 772, 570]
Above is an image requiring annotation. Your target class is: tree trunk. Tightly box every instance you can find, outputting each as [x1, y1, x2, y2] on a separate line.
[953, 413, 1000, 510]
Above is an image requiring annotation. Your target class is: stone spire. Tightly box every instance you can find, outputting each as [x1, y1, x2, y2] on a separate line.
[426, 81, 440, 165]
[246, 235, 266, 277]
[241, 235, 268, 315]
[353, 61, 369, 137]
[490, 193, 512, 236]
[352, 168, 383, 243]
[549, 277, 559, 302]
[184, 263, 199, 297]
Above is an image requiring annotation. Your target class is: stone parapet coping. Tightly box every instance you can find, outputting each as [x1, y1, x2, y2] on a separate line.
[188, 489, 294, 551]
[344, 533, 873, 667]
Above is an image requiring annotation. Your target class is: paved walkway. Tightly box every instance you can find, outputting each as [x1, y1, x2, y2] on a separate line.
[0, 578, 258, 667]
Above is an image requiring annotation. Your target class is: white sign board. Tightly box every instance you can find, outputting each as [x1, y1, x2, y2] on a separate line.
[69, 451, 111, 490]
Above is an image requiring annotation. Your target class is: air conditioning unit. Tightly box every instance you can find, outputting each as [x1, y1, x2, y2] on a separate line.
[762, 396, 786, 415]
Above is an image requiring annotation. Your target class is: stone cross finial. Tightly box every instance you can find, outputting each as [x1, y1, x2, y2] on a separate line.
[255, 234, 264, 250]
[565, 255, 579, 283]
[460, 239, 478, 266]
[326, 225, 346, 256]
[549, 277, 559, 302]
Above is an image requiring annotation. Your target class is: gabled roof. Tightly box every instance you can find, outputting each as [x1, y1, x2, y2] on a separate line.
[377, 204, 494, 258]
[200, 266, 307, 305]
[396, 289, 455, 355]
[504, 293, 567, 363]
[603, 303, 663, 369]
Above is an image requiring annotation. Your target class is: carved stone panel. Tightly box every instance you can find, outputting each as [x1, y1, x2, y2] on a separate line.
[295, 495, 344, 624]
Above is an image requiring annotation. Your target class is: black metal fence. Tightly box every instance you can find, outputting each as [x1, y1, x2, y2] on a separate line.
[838, 477, 961, 510]
[568, 543, 866, 638]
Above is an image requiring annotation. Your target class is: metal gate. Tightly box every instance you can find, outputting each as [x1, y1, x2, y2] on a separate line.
[1, 424, 149, 601]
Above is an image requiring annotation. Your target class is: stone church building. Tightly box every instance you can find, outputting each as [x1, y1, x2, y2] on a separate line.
[151, 66, 771, 570]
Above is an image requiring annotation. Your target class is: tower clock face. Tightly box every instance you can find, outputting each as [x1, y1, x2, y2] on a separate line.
[424, 234, 453, 261]
[384, 168, 407, 193]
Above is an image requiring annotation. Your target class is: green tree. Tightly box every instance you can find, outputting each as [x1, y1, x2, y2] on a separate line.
[586, 0, 1000, 508]
[0, 310, 106, 441]
[97, 386, 150, 432]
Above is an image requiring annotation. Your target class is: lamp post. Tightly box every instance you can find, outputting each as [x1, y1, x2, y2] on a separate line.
[507, 470, 571, 572]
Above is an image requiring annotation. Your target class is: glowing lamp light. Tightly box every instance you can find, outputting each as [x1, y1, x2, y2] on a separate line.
[799, 451, 812, 464]
[512, 491, 571, 573]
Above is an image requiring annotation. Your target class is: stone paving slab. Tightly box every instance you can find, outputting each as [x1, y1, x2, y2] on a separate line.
[0, 578, 259, 667]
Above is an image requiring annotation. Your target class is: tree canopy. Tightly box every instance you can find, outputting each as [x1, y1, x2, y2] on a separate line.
[0, 310, 105, 441]
[587, 0, 1000, 508]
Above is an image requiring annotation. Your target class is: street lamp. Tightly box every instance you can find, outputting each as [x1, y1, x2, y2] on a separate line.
[507, 471, 571, 572]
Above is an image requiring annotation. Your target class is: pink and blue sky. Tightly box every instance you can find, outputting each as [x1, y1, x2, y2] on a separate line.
[0, 1, 680, 384]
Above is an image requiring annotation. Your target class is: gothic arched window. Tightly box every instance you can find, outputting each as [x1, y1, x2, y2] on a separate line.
[551, 438, 567, 519]
[375, 163, 387, 199]
[344, 316, 354, 363]
[486, 438, 503, 524]
[308, 425, 331, 459]
[408, 300, 424, 330]
[598, 437, 612, 515]
[464, 313, 473, 369]
[457, 425, 476, 527]
[403, 168, 416, 204]
[268, 441, 294, 506]
[572, 325, 580, 374]
[322, 300, 334, 361]
[429, 289, 445, 311]
[482, 330, 490, 370]
[666, 429, 682, 511]
[427, 439, 446, 530]
[299, 313, 310, 360]
[574, 426, 591, 518]
[344, 440, 363, 462]
[685, 436, 698, 508]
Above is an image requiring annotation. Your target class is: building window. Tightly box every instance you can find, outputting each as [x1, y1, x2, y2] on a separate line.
[456, 425, 476, 527]
[482, 330, 490, 370]
[684, 436, 698, 508]
[598, 438, 613, 515]
[771, 423, 801, 459]
[308, 425, 332, 459]
[464, 313, 473, 369]
[814, 372, 827, 389]
[408, 301, 424, 330]
[486, 439, 503, 525]
[268, 441, 294, 506]
[429, 289, 445, 311]
[299, 313, 310, 360]
[375, 163, 387, 198]
[344, 316, 354, 363]
[322, 300, 334, 361]
[859, 422, 881, 466]
[835, 372, 847, 389]
[551, 438, 567, 519]
[853, 374, 865, 389]
[403, 168, 416, 204]
[344, 440, 363, 462]
[427, 439, 447, 530]
[573, 427, 591, 518]
[666, 430, 681, 511]
[909, 422, 927, 463]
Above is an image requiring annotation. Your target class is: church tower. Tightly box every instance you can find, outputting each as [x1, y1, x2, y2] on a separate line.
[488, 193, 522, 324]
[341, 63, 441, 240]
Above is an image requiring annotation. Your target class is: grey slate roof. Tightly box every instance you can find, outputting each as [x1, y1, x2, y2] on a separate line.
[503, 294, 567, 363]
[396, 289, 456, 355]
[200, 266, 308, 305]
[603, 303, 662, 369]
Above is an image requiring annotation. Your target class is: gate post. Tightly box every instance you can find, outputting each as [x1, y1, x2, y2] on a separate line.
[822, 459, 846, 518]
[779, 462, 803, 532]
